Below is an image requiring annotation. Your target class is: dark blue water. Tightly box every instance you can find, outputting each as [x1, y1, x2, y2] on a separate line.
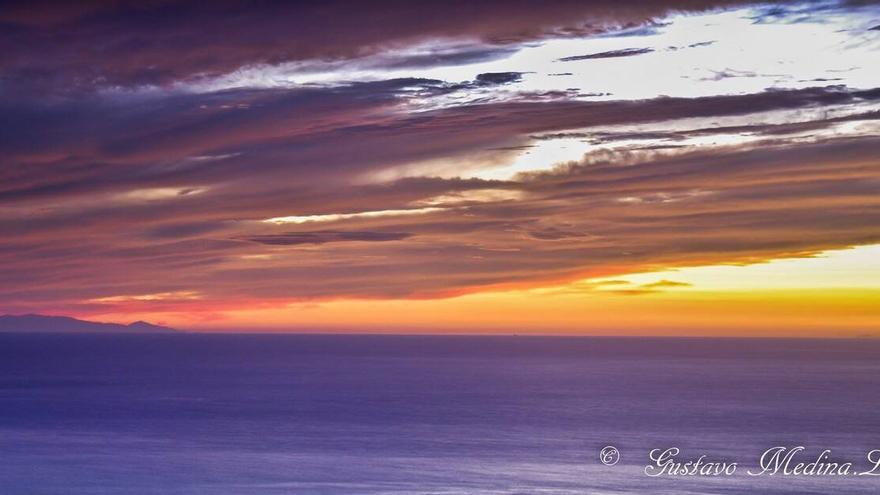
[1, 334, 879, 494]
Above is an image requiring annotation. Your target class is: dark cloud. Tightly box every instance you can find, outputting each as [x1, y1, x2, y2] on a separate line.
[474, 72, 525, 86]
[533, 108, 880, 145]
[0, 0, 758, 93]
[557, 47, 654, 61]
[243, 231, 413, 246]
[146, 221, 230, 240]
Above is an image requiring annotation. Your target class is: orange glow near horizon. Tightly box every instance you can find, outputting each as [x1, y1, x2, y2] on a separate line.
[87, 244, 880, 337]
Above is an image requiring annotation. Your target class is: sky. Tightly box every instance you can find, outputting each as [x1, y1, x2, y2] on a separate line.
[1, 0, 879, 335]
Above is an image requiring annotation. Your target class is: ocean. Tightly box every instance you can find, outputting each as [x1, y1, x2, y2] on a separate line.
[1, 334, 878, 494]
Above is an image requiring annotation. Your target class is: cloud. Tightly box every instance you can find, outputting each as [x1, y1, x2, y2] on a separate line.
[7, 83, 876, 207]
[547, 278, 691, 296]
[528, 227, 593, 240]
[1, 0, 879, 319]
[242, 231, 413, 246]
[474, 72, 525, 86]
[361, 45, 520, 71]
[557, 47, 654, 61]
[532, 108, 880, 145]
[639, 280, 692, 289]
[0, 0, 758, 92]
[3, 133, 878, 312]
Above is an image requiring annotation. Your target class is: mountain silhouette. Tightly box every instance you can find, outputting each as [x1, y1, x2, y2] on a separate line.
[0, 314, 178, 334]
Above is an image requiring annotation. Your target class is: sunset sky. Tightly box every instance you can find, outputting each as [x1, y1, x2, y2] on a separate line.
[2, 0, 879, 335]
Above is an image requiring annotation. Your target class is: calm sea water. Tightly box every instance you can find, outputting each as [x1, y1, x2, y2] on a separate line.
[1, 334, 879, 494]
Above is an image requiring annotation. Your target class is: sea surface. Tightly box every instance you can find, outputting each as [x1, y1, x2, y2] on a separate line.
[1, 334, 879, 494]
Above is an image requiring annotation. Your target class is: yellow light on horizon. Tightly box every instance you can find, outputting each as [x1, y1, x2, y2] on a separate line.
[84, 244, 880, 337]
[587, 244, 880, 292]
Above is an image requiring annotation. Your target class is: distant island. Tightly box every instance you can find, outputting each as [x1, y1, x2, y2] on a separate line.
[0, 314, 179, 334]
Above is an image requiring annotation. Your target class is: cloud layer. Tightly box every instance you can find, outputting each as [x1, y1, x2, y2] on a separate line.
[1, 0, 879, 323]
